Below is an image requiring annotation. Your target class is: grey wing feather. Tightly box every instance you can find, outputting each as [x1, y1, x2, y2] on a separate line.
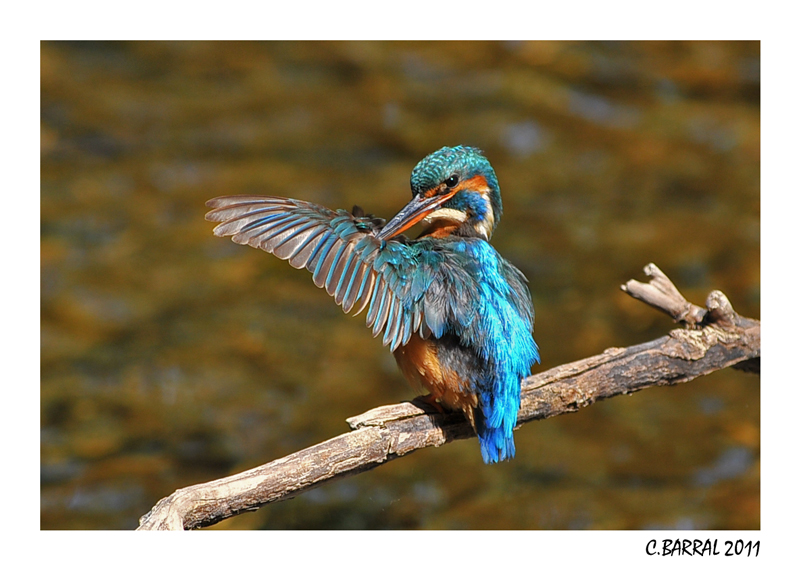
[206, 195, 427, 350]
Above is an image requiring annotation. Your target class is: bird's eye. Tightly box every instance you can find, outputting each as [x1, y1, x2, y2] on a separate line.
[445, 175, 459, 189]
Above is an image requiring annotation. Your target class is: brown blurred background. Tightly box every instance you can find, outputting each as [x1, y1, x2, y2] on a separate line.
[41, 41, 759, 530]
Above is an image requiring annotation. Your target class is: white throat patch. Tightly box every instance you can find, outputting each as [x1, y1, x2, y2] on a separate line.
[423, 196, 495, 240]
[423, 208, 468, 225]
[475, 204, 494, 240]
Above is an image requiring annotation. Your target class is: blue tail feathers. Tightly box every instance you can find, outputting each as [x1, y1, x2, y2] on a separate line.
[478, 425, 516, 463]
[474, 397, 518, 463]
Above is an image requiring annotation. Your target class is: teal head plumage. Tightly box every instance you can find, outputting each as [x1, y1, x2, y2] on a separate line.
[206, 146, 539, 463]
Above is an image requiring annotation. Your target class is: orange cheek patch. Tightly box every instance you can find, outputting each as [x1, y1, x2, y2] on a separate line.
[423, 175, 488, 199]
[458, 174, 490, 195]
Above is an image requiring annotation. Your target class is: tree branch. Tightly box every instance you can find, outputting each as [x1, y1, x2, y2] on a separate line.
[137, 263, 760, 530]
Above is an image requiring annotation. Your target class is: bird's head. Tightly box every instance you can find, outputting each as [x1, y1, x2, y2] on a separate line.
[378, 146, 502, 241]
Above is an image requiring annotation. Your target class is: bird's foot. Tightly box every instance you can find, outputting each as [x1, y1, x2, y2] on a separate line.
[414, 393, 446, 414]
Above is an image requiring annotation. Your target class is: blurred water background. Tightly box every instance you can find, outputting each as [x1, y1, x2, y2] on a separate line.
[40, 41, 759, 530]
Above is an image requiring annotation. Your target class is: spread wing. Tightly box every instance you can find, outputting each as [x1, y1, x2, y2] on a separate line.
[205, 195, 440, 351]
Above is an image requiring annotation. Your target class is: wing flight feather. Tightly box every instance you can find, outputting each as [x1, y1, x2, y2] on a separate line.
[206, 195, 431, 349]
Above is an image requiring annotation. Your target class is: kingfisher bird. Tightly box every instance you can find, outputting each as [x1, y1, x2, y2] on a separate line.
[205, 146, 539, 463]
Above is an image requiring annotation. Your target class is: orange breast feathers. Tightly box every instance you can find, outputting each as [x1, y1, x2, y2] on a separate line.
[393, 335, 478, 428]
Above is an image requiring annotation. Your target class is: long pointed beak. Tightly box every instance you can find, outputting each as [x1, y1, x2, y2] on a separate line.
[377, 190, 457, 241]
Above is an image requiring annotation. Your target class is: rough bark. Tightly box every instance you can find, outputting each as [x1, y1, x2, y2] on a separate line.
[137, 263, 760, 530]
